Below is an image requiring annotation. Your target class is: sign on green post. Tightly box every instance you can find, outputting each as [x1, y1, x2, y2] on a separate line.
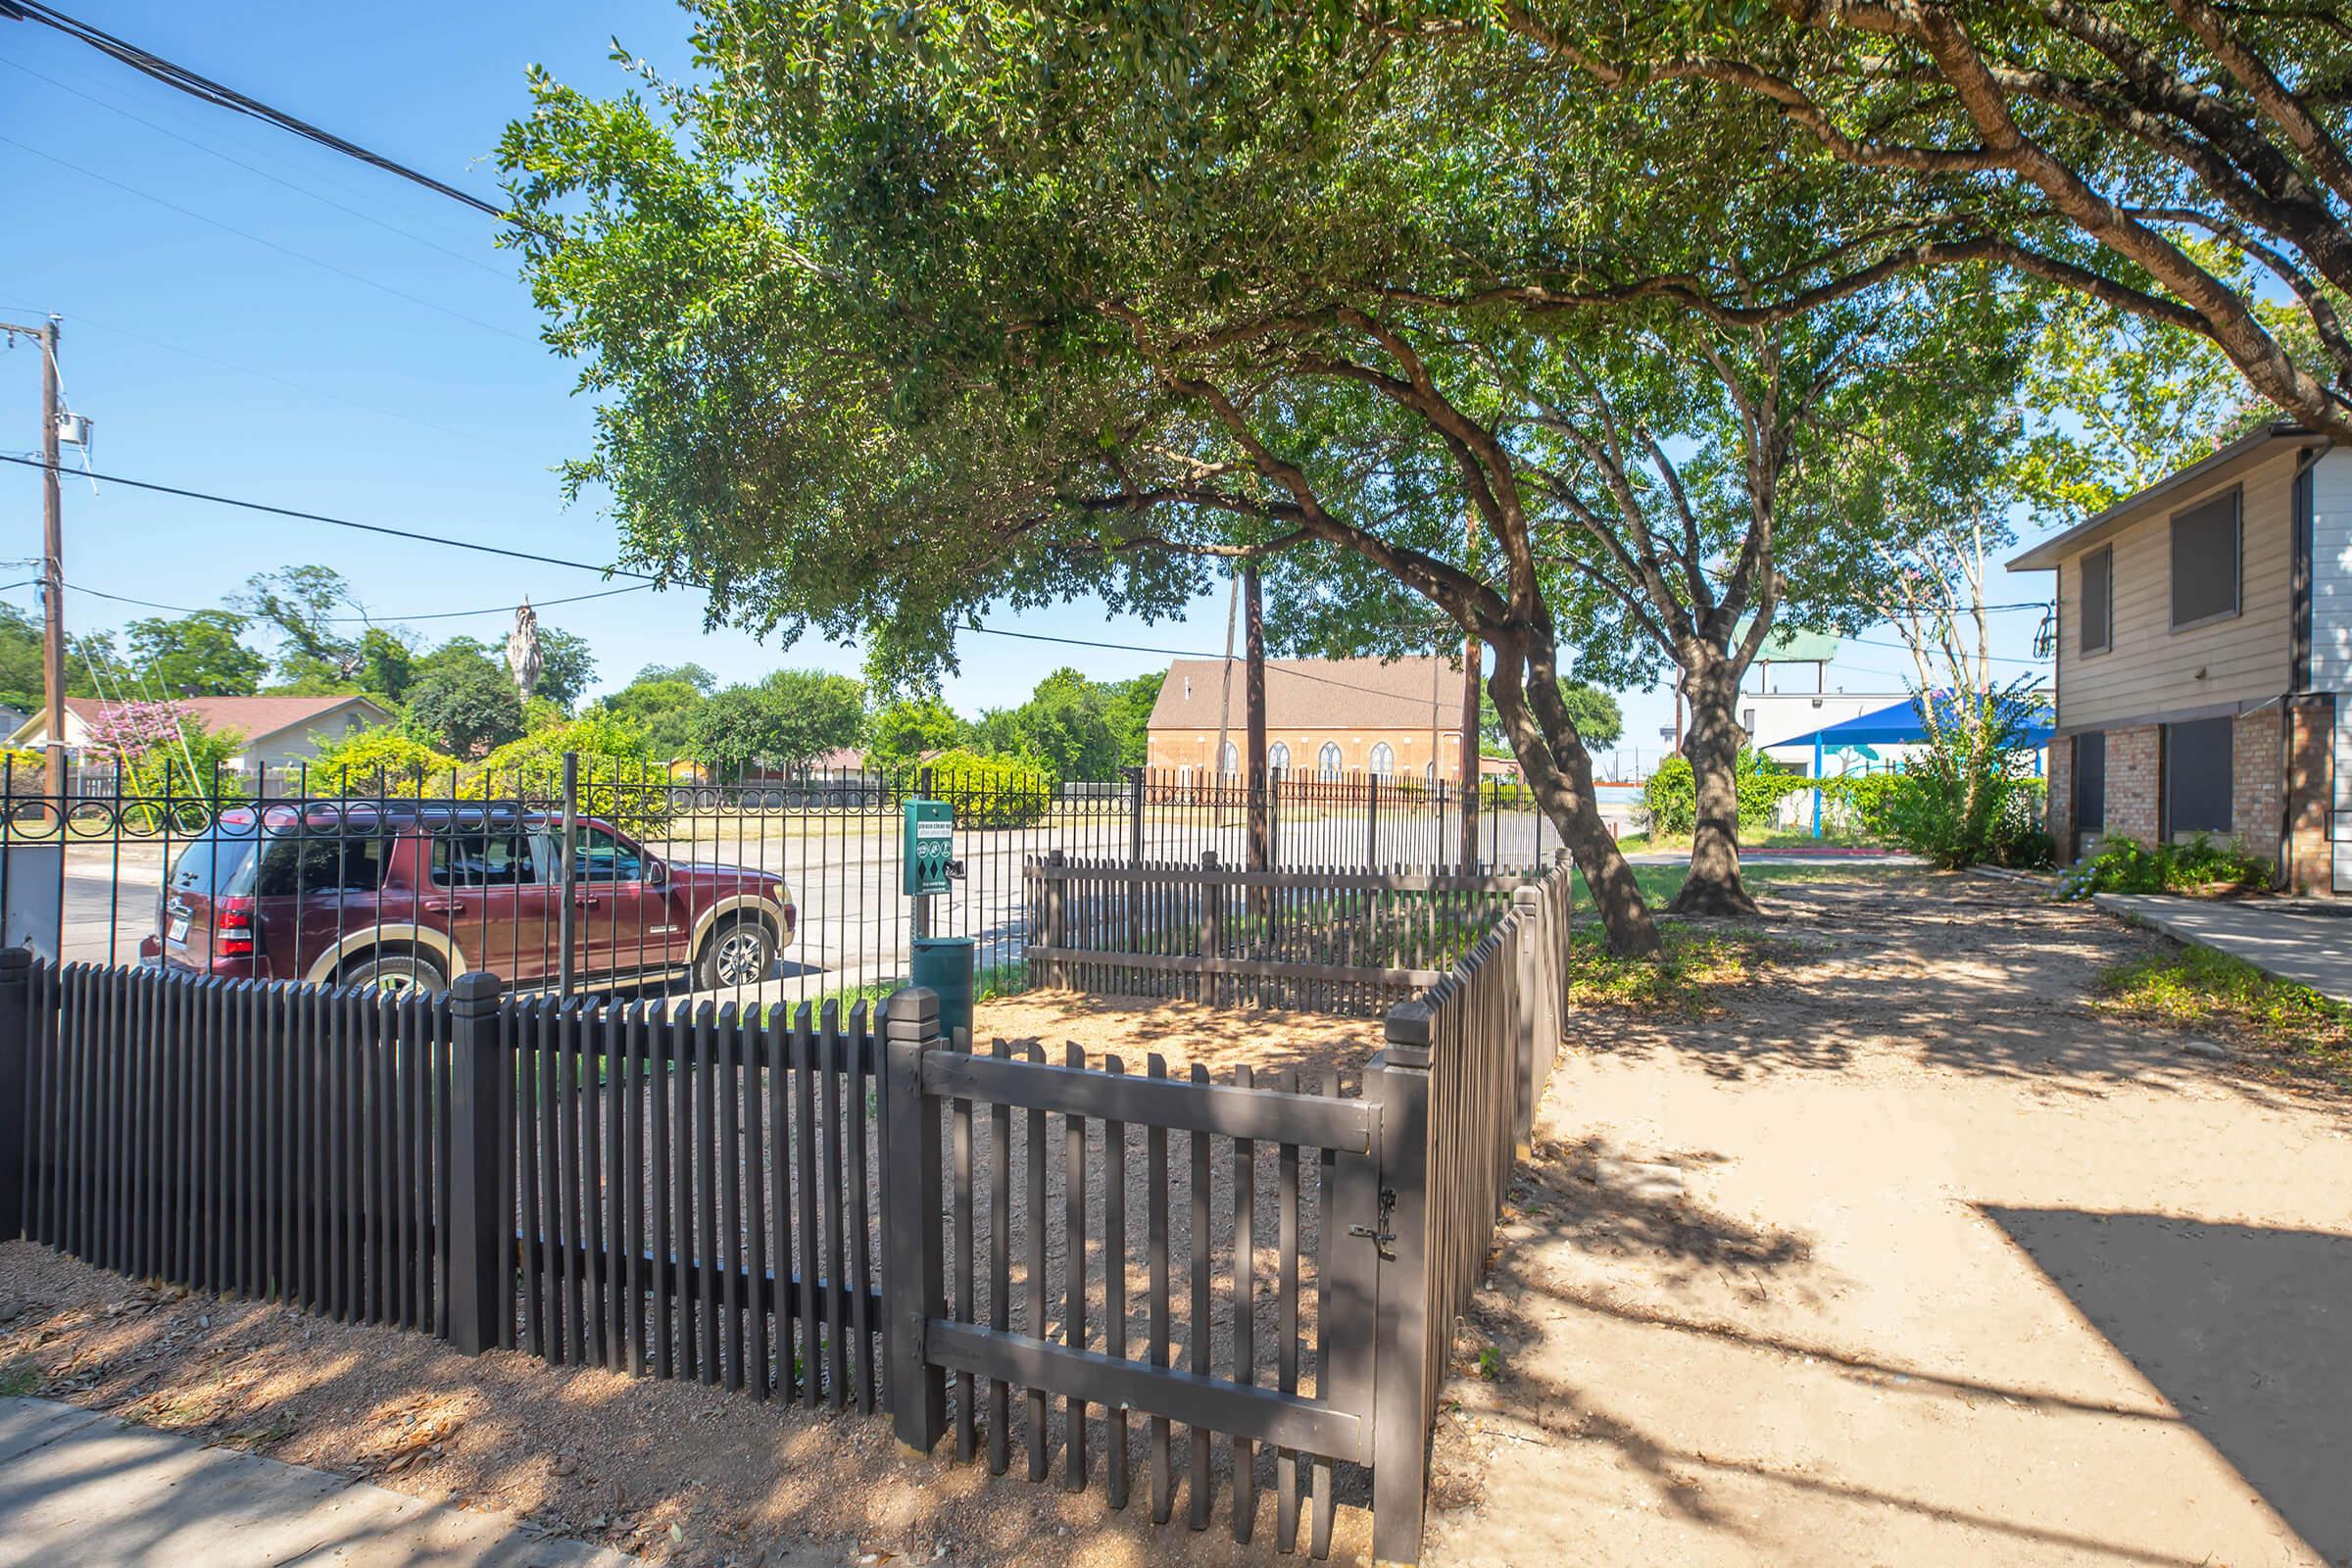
[903, 799, 955, 896]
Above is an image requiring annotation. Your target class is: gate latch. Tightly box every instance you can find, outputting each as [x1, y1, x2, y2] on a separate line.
[1349, 1188, 1397, 1259]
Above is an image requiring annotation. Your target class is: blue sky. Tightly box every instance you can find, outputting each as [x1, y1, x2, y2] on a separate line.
[0, 1, 2058, 774]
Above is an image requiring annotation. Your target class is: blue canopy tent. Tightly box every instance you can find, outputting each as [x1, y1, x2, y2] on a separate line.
[1779, 696, 2056, 837]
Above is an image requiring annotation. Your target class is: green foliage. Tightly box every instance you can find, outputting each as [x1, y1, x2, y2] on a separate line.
[1565, 920, 1788, 1019]
[2094, 947, 2352, 1090]
[533, 627, 597, 710]
[909, 749, 1054, 828]
[970, 666, 1123, 783]
[864, 695, 967, 771]
[588, 673, 707, 759]
[304, 729, 464, 796]
[1641, 751, 1806, 839]
[233, 565, 368, 683]
[123, 611, 267, 697]
[2058, 834, 2272, 900]
[690, 670, 865, 774]
[1810, 772, 1906, 840]
[403, 651, 525, 759]
[1483, 683, 1621, 756]
[1101, 672, 1163, 769]
[1872, 688, 2049, 870]
[476, 713, 665, 828]
[354, 628, 417, 702]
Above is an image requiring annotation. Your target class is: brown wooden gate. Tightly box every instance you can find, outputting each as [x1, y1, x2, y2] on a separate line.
[882, 988, 1441, 1560]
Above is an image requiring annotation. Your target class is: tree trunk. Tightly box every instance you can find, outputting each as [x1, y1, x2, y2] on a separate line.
[1669, 660, 1760, 918]
[1490, 641, 1661, 957]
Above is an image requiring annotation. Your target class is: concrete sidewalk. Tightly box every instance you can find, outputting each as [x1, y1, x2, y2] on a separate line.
[0, 1397, 635, 1567]
[2095, 893, 2352, 1003]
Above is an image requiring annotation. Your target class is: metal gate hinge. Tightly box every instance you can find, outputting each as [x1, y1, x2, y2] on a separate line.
[1349, 1187, 1397, 1258]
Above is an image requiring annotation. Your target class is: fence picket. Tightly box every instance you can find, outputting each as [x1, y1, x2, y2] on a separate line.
[986, 1035, 1009, 1475]
[717, 1002, 745, 1392]
[1146, 1052, 1172, 1524]
[1188, 1060, 1212, 1531]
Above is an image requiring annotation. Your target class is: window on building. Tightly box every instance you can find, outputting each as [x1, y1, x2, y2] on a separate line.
[1367, 741, 1396, 776]
[2081, 545, 2112, 654]
[2171, 488, 2240, 627]
[1316, 742, 1343, 779]
[1219, 741, 1239, 777]
[2074, 731, 2106, 833]
[1267, 741, 1290, 774]
[2163, 717, 2232, 835]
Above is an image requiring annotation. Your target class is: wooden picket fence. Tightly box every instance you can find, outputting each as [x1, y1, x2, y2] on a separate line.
[0, 857, 1574, 1565]
[1025, 851, 1546, 1015]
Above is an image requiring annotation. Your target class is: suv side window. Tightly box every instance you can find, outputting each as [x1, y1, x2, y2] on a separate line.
[570, 824, 644, 882]
[255, 833, 388, 897]
[430, 830, 541, 888]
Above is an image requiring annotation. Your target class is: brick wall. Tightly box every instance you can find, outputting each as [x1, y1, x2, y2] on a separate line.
[2230, 707, 2282, 872]
[2047, 735, 2075, 859]
[2102, 724, 2163, 845]
[2284, 695, 2335, 894]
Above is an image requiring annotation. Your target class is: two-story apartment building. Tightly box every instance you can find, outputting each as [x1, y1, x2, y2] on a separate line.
[2007, 422, 2347, 891]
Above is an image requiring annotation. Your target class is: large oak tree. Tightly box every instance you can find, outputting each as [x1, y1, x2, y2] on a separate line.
[499, 2, 2026, 950]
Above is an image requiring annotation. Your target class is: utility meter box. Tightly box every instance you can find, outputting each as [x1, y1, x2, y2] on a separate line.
[903, 799, 956, 897]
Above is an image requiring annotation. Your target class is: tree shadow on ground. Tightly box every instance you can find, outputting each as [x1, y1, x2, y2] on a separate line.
[1582, 872, 2255, 1096]
[1984, 1206, 2352, 1566]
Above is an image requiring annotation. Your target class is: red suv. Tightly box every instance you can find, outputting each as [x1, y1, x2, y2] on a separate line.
[139, 802, 797, 995]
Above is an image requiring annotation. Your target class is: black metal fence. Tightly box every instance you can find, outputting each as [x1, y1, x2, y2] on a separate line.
[0, 759, 1566, 1013]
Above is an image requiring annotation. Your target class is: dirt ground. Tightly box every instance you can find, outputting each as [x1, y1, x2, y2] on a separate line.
[1424, 870, 2352, 1568]
[0, 989, 1388, 1568]
[7, 875, 2348, 1568]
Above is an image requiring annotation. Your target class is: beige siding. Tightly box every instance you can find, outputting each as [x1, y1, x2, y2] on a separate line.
[2054, 446, 2296, 731]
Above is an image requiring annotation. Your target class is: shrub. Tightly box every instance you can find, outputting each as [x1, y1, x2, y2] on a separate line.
[911, 749, 1054, 828]
[475, 714, 666, 830]
[1641, 750, 1807, 838]
[2057, 833, 2271, 899]
[1811, 771, 1906, 840]
[304, 729, 462, 796]
[1866, 684, 2052, 869]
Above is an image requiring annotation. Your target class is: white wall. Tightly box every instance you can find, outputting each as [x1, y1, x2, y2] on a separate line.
[2310, 448, 2352, 691]
[1741, 690, 1910, 765]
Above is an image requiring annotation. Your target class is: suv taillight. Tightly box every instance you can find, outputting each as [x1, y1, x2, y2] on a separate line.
[216, 896, 256, 956]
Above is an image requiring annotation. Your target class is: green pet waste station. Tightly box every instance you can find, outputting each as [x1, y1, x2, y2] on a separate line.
[903, 798, 972, 1039]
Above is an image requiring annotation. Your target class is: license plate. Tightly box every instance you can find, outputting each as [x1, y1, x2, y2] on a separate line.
[167, 915, 189, 944]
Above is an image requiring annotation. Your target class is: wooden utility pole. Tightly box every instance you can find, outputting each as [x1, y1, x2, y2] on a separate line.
[1, 318, 66, 801]
[1244, 564, 1268, 874]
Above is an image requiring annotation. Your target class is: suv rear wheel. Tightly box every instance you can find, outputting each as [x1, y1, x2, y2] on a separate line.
[697, 919, 776, 990]
[343, 952, 450, 997]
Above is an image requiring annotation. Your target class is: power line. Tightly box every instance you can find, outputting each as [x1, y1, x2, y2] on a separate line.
[0, 455, 656, 579]
[0, 135, 533, 343]
[0, 58, 509, 278]
[0, 1, 505, 217]
[42, 578, 657, 624]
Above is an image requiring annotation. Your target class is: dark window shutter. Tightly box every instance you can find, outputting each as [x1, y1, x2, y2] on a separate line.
[2081, 547, 2111, 653]
[2074, 731, 2106, 832]
[2163, 717, 2233, 836]
[2171, 490, 2241, 626]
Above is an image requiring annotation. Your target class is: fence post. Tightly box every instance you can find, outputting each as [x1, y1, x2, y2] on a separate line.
[1366, 774, 1381, 869]
[1043, 849, 1068, 988]
[1369, 1004, 1434, 1568]
[0, 948, 28, 1241]
[884, 986, 948, 1455]
[445, 970, 510, 1356]
[1198, 850, 1221, 1006]
[1511, 887, 1540, 1157]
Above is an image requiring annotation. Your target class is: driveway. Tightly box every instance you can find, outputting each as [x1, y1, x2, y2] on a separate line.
[1427, 872, 2352, 1568]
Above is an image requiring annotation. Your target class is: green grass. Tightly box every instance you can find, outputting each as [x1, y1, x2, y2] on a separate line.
[2094, 947, 2352, 1090]
[1583, 858, 1891, 910]
[1564, 920, 1794, 1019]
[0, 1357, 41, 1398]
